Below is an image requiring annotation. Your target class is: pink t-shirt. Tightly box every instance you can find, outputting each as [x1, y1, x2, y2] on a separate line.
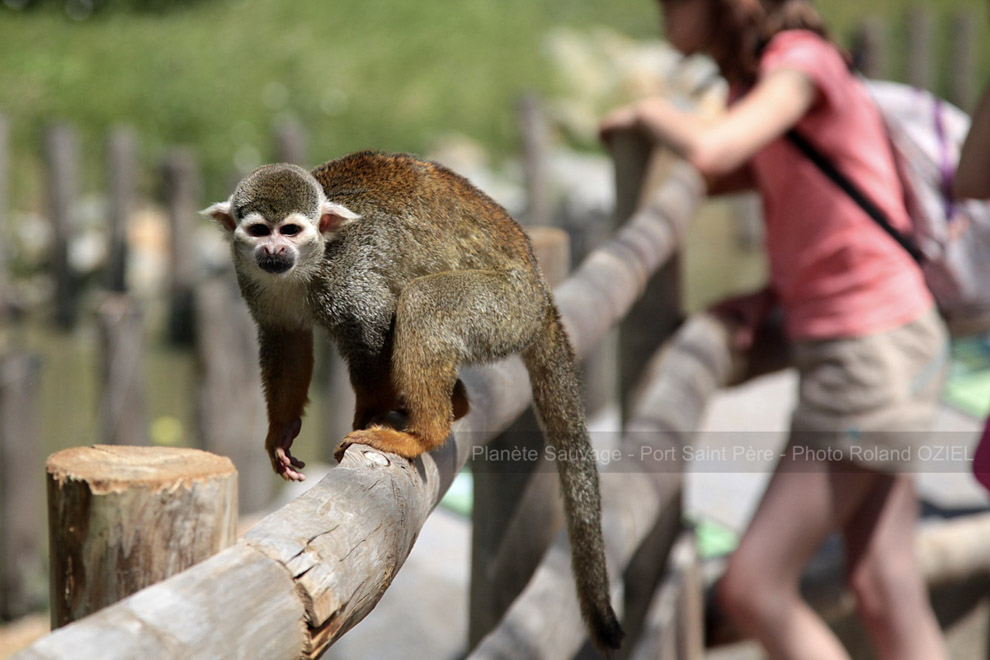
[746, 30, 933, 340]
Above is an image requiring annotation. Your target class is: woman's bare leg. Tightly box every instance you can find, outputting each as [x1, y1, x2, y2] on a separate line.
[717, 450, 875, 659]
[843, 473, 947, 660]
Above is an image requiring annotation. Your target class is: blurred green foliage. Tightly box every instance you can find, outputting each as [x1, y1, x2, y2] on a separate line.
[0, 0, 987, 207]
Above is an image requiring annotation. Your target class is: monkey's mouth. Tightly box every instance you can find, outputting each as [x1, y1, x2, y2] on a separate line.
[257, 255, 294, 275]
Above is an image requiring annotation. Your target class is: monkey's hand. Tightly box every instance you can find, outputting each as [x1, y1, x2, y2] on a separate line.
[334, 428, 425, 463]
[266, 418, 306, 482]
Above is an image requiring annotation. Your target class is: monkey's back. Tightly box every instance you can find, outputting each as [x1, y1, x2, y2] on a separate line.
[311, 151, 539, 276]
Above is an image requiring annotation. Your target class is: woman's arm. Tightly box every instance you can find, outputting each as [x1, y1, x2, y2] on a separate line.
[600, 68, 817, 179]
[954, 81, 990, 200]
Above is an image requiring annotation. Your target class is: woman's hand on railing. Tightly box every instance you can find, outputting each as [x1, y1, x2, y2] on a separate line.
[708, 286, 777, 353]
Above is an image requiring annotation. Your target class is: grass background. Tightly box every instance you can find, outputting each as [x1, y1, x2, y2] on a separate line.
[0, 0, 988, 208]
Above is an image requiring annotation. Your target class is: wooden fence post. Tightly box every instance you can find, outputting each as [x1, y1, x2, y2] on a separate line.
[105, 127, 137, 293]
[161, 148, 200, 345]
[0, 113, 9, 319]
[273, 118, 307, 166]
[468, 226, 569, 647]
[46, 445, 238, 629]
[518, 93, 553, 227]
[0, 352, 44, 620]
[45, 123, 80, 330]
[576, 131, 653, 421]
[629, 533, 704, 660]
[194, 274, 273, 514]
[96, 294, 148, 446]
[906, 6, 935, 91]
[949, 9, 976, 111]
[610, 133, 682, 421]
[850, 18, 889, 80]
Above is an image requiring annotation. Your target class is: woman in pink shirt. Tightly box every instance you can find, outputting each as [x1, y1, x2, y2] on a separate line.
[602, 1, 948, 658]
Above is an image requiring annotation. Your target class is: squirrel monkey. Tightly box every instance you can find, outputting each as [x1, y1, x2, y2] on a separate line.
[204, 151, 623, 651]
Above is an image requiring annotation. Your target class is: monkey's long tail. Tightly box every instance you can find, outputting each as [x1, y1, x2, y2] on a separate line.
[521, 305, 624, 652]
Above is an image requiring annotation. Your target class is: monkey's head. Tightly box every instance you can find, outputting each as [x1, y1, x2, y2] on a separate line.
[203, 163, 359, 282]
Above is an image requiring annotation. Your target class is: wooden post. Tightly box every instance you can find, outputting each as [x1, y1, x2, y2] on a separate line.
[46, 445, 238, 628]
[518, 93, 553, 227]
[105, 127, 137, 293]
[629, 532, 703, 660]
[194, 275, 273, 514]
[468, 226, 569, 646]
[850, 18, 889, 80]
[731, 192, 763, 249]
[578, 130, 655, 421]
[45, 123, 80, 330]
[948, 10, 976, 112]
[0, 113, 9, 319]
[0, 352, 44, 620]
[611, 132, 682, 421]
[906, 6, 934, 91]
[274, 118, 307, 166]
[161, 148, 200, 345]
[96, 294, 148, 446]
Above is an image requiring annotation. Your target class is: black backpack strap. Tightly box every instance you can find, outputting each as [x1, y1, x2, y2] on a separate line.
[786, 129, 925, 263]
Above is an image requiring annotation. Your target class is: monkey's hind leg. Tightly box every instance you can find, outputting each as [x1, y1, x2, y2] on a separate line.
[337, 270, 538, 462]
[397, 271, 539, 450]
[336, 363, 468, 462]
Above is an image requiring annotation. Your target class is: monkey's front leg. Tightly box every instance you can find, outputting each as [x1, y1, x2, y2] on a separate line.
[258, 326, 314, 481]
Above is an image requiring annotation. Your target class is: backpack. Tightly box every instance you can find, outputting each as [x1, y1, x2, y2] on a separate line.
[788, 79, 990, 321]
[867, 80, 990, 319]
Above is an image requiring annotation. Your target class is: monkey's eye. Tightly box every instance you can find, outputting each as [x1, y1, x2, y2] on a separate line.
[280, 224, 302, 236]
[247, 224, 271, 237]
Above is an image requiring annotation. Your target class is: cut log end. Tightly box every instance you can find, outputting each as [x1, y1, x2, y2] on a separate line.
[46, 445, 236, 493]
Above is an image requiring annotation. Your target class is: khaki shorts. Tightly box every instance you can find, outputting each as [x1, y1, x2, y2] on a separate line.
[788, 308, 949, 471]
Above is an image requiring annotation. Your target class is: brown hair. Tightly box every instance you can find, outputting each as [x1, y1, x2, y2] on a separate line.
[708, 0, 831, 84]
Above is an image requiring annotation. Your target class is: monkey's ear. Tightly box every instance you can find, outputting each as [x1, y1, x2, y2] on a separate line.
[201, 201, 237, 232]
[319, 201, 360, 236]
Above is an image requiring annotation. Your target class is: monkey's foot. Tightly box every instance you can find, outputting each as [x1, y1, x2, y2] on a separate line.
[335, 428, 425, 462]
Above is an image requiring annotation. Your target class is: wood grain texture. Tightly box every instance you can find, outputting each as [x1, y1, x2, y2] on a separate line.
[46, 446, 237, 628]
[18, 543, 305, 660]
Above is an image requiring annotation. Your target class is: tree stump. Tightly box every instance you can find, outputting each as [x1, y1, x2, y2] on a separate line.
[46, 445, 238, 629]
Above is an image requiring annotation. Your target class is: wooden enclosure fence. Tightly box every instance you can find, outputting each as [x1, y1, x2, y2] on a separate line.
[3, 6, 990, 657]
[13, 139, 710, 658]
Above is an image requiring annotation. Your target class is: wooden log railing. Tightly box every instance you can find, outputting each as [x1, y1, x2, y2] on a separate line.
[15, 153, 705, 659]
